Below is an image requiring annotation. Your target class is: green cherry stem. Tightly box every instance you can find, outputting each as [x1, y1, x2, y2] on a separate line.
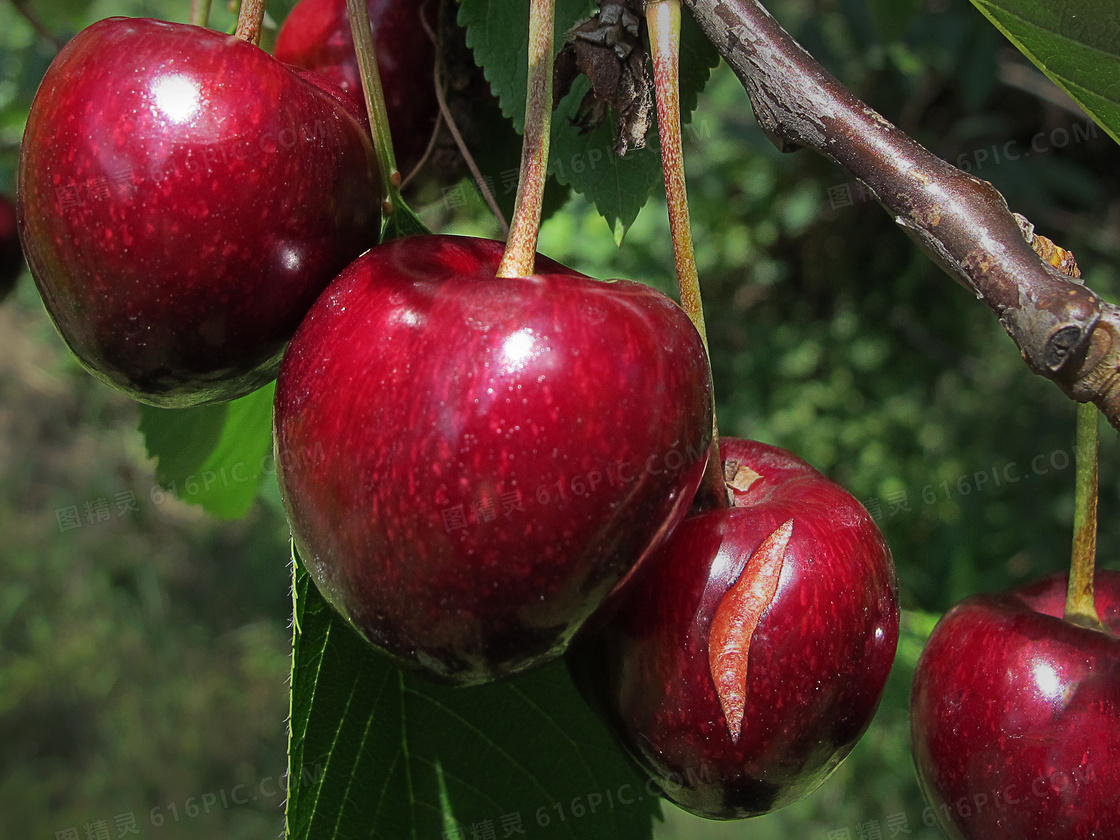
[496, 0, 555, 279]
[647, 0, 727, 509]
[1065, 401, 1105, 629]
[189, 0, 213, 28]
[345, 0, 405, 224]
[233, 0, 265, 45]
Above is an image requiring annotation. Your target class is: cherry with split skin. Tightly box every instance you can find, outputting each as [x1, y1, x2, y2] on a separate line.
[570, 437, 899, 819]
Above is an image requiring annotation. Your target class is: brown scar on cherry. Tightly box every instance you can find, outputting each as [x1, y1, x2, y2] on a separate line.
[708, 518, 793, 741]
[723, 458, 760, 495]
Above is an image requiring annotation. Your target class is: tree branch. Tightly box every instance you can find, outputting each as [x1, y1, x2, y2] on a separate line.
[683, 0, 1120, 429]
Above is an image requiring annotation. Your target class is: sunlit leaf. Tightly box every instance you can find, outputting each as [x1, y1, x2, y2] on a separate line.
[138, 384, 274, 519]
[286, 556, 661, 840]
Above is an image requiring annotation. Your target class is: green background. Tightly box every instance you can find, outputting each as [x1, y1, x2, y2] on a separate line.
[1, 0, 1118, 838]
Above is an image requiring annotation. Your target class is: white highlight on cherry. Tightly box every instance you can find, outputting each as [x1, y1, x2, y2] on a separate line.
[500, 328, 536, 373]
[152, 75, 201, 124]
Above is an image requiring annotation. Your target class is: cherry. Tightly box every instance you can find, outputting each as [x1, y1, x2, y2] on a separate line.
[272, 234, 714, 685]
[0, 195, 21, 302]
[17, 17, 381, 407]
[910, 571, 1120, 839]
[570, 437, 899, 819]
[274, 0, 440, 177]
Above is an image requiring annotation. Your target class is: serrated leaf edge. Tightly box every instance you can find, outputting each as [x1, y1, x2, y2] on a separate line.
[970, 0, 1120, 147]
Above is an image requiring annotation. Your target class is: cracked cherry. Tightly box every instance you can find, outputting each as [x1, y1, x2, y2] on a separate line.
[273, 234, 714, 685]
[17, 17, 381, 407]
[571, 437, 899, 819]
[0, 195, 20, 302]
[910, 571, 1120, 839]
[274, 0, 439, 177]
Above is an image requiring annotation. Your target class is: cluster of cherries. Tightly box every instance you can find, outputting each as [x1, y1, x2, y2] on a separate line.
[11, 1, 1115, 835]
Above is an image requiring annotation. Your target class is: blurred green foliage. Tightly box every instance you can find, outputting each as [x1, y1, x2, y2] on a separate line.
[1, 0, 1118, 838]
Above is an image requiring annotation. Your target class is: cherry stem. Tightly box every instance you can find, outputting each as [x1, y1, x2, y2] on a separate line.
[345, 0, 402, 221]
[420, 11, 509, 235]
[432, 67, 510, 236]
[189, 0, 213, 28]
[233, 0, 265, 45]
[1065, 401, 1105, 629]
[647, 0, 727, 509]
[401, 0, 444, 189]
[496, 0, 555, 279]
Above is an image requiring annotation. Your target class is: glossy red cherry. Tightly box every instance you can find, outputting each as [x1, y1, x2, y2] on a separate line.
[274, 0, 439, 177]
[571, 437, 899, 819]
[910, 572, 1120, 839]
[18, 17, 381, 407]
[273, 234, 714, 685]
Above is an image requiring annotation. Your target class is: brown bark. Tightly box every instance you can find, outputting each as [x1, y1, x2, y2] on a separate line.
[682, 0, 1120, 429]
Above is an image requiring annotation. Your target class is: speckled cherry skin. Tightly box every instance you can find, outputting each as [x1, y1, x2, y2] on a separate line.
[274, 0, 438, 177]
[910, 572, 1120, 840]
[273, 234, 714, 685]
[17, 17, 381, 407]
[0, 195, 21, 302]
[571, 438, 898, 819]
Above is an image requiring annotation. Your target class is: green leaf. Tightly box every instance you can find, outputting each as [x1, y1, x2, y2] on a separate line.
[286, 556, 661, 840]
[677, 9, 722, 123]
[549, 77, 664, 237]
[267, 0, 300, 28]
[969, 0, 1120, 145]
[137, 384, 275, 519]
[458, 0, 595, 135]
[455, 86, 573, 228]
[458, 0, 720, 235]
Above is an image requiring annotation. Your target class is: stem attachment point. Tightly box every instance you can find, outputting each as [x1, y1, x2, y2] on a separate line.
[233, 0, 265, 45]
[496, 0, 556, 278]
